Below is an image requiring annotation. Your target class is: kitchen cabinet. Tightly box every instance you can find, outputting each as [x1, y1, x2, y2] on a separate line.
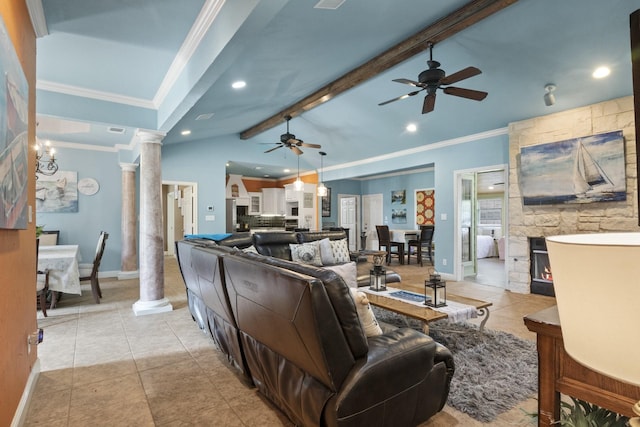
[261, 188, 285, 215]
[283, 183, 317, 228]
[248, 192, 262, 215]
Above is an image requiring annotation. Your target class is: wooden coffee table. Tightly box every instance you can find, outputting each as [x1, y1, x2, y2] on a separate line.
[363, 285, 492, 334]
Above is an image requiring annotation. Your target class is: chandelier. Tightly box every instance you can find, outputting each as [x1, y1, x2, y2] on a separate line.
[35, 140, 58, 179]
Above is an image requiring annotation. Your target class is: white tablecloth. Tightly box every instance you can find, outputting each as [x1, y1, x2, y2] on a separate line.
[38, 245, 82, 295]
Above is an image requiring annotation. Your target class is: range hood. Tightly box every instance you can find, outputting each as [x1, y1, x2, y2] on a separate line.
[225, 174, 250, 206]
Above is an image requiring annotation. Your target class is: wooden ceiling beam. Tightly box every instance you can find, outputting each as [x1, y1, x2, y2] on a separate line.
[240, 0, 518, 140]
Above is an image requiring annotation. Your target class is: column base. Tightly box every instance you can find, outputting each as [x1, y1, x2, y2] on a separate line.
[118, 270, 139, 280]
[132, 298, 173, 316]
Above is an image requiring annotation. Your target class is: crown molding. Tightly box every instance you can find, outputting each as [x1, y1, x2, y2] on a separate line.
[26, 0, 49, 38]
[37, 80, 155, 109]
[152, 0, 226, 107]
[325, 127, 509, 175]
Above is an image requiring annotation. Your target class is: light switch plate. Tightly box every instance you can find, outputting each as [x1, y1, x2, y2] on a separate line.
[205, 215, 215, 221]
[440, 213, 447, 221]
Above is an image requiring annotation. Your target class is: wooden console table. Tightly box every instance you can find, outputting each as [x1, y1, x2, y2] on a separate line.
[524, 306, 640, 426]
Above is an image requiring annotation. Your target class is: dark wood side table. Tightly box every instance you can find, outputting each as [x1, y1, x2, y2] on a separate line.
[524, 306, 640, 426]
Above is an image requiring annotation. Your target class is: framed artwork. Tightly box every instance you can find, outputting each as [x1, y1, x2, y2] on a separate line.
[416, 189, 435, 225]
[520, 130, 626, 205]
[321, 187, 331, 217]
[0, 16, 29, 229]
[36, 171, 79, 213]
[392, 208, 407, 224]
[391, 189, 406, 204]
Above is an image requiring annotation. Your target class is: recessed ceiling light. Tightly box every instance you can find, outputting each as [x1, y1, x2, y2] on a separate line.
[264, 174, 270, 177]
[231, 81, 246, 89]
[406, 123, 417, 132]
[226, 162, 230, 167]
[181, 130, 191, 136]
[283, 168, 290, 173]
[592, 66, 610, 79]
[488, 186, 494, 190]
[255, 166, 262, 170]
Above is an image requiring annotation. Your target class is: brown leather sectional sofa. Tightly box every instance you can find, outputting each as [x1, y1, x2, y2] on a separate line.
[212, 229, 401, 287]
[176, 236, 454, 426]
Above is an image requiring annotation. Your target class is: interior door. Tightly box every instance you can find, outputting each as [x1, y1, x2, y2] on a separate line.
[182, 185, 194, 235]
[362, 194, 383, 250]
[166, 192, 176, 255]
[459, 173, 477, 277]
[339, 195, 358, 251]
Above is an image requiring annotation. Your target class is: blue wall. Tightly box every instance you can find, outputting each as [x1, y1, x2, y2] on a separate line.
[37, 129, 508, 278]
[36, 146, 122, 273]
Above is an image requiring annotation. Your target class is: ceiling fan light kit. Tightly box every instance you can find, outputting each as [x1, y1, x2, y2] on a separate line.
[544, 84, 556, 106]
[264, 115, 321, 155]
[378, 42, 487, 114]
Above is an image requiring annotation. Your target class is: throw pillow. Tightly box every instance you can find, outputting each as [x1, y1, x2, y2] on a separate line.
[290, 242, 323, 266]
[324, 261, 357, 288]
[349, 288, 383, 337]
[330, 238, 351, 264]
[318, 238, 335, 265]
[242, 245, 259, 254]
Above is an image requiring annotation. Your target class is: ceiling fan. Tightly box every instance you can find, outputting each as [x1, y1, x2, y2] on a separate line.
[263, 115, 321, 156]
[378, 42, 488, 114]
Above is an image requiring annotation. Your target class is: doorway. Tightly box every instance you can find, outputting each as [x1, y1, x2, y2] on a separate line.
[338, 194, 360, 251]
[162, 181, 197, 255]
[362, 194, 383, 250]
[454, 166, 507, 287]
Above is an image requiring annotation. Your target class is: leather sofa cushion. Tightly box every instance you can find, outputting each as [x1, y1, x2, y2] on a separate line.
[252, 231, 298, 259]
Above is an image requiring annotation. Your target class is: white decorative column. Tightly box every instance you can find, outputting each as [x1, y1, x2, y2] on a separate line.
[119, 163, 139, 279]
[133, 130, 173, 316]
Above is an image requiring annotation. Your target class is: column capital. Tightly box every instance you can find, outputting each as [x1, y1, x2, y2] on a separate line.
[119, 162, 139, 172]
[136, 129, 166, 145]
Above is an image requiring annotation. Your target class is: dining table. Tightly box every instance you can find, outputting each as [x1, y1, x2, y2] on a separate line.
[37, 244, 81, 308]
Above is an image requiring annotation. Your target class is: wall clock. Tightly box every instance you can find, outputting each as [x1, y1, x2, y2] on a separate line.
[78, 177, 100, 195]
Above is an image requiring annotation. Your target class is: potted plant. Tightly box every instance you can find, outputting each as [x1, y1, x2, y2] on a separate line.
[36, 225, 44, 238]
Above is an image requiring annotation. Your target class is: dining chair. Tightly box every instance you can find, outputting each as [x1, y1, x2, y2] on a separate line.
[80, 231, 108, 304]
[39, 230, 60, 246]
[375, 225, 404, 265]
[36, 239, 49, 317]
[407, 225, 435, 266]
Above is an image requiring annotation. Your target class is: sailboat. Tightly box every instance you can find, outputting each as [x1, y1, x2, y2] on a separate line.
[572, 140, 613, 197]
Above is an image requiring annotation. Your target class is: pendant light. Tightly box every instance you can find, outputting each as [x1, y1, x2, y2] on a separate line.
[294, 155, 304, 191]
[317, 151, 327, 197]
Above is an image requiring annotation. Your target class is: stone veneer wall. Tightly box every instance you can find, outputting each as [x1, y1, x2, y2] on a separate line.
[507, 96, 639, 293]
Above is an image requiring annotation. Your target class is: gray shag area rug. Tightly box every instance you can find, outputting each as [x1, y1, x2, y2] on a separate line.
[373, 307, 537, 423]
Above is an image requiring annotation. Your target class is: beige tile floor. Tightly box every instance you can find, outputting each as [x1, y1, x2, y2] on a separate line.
[25, 256, 556, 426]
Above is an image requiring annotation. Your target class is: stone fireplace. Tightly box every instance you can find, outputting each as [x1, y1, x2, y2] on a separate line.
[528, 237, 554, 296]
[506, 96, 638, 294]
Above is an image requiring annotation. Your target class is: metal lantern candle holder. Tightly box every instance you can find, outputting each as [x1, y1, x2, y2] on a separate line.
[424, 273, 447, 307]
[369, 265, 387, 292]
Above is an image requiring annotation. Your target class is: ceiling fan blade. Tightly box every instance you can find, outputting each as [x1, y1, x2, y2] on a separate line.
[392, 78, 424, 88]
[378, 90, 421, 106]
[264, 144, 283, 153]
[290, 145, 303, 156]
[298, 142, 321, 149]
[422, 93, 436, 114]
[440, 66, 482, 85]
[443, 86, 488, 101]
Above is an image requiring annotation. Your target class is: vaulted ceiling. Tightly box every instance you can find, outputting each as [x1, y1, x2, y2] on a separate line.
[31, 0, 637, 177]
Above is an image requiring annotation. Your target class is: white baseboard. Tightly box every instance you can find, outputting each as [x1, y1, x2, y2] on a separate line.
[11, 358, 40, 427]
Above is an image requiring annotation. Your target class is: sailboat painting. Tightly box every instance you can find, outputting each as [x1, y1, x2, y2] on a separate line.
[520, 131, 626, 205]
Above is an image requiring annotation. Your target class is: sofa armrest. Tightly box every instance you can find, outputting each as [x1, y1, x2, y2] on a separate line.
[335, 328, 446, 414]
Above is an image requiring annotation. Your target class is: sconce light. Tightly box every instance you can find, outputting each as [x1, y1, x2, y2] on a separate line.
[424, 273, 447, 307]
[294, 155, 303, 191]
[544, 84, 556, 107]
[35, 140, 58, 179]
[317, 151, 327, 197]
